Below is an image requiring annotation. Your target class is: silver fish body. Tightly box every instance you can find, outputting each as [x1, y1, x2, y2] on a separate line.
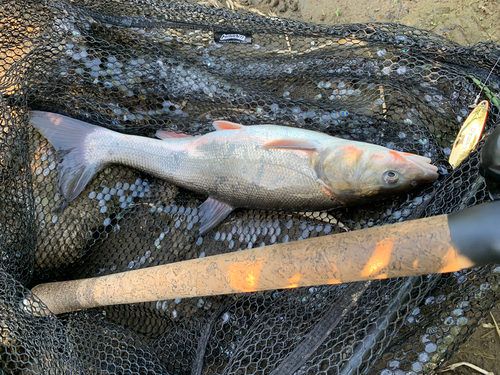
[89, 125, 351, 209]
[30, 111, 439, 234]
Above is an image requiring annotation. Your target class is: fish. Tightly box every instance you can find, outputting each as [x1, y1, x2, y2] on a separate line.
[30, 111, 439, 234]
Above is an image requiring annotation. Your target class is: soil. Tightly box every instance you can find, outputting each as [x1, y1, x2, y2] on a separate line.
[199, 0, 500, 373]
[444, 304, 500, 375]
[224, 0, 499, 45]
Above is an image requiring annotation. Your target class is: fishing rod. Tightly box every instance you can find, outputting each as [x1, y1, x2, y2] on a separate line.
[30, 200, 500, 315]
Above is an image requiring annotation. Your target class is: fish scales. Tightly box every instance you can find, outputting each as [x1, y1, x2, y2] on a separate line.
[88, 125, 337, 209]
[30, 111, 439, 234]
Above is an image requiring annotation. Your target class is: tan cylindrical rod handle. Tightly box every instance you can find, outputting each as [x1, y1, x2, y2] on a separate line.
[32, 201, 500, 315]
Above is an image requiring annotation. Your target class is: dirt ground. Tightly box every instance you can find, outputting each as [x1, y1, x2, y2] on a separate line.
[201, 0, 500, 373]
[221, 0, 499, 45]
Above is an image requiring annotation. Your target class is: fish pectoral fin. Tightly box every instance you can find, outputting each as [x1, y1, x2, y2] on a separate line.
[198, 197, 234, 235]
[262, 138, 318, 150]
[213, 120, 245, 131]
[155, 130, 192, 140]
[319, 180, 336, 198]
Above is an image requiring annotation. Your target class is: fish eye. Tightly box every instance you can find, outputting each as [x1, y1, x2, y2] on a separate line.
[383, 170, 399, 184]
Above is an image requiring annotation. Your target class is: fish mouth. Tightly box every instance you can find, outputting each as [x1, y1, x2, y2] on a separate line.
[403, 154, 439, 181]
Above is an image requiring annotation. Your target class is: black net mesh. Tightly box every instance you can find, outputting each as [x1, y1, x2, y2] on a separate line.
[1, 0, 500, 373]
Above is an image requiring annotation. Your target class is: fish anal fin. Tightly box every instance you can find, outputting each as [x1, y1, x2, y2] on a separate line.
[198, 197, 234, 234]
[156, 130, 192, 140]
[263, 138, 318, 150]
[213, 120, 245, 131]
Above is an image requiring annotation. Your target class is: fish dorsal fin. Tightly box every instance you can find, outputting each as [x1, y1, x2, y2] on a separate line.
[213, 120, 245, 131]
[198, 197, 234, 235]
[155, 130, 192, 140]
[262, 138, 318, 150]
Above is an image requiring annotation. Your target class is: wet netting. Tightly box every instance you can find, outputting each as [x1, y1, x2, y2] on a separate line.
[1, 0, 500, 373]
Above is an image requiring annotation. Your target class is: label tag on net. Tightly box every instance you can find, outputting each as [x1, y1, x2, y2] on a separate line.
[214, 31, 252, 44]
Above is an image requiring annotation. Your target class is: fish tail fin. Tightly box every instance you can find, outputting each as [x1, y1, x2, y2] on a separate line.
[30, 111, 106, 202]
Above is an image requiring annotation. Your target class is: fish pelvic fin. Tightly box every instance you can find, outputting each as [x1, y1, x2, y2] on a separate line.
[198, 197, 234, 235]
[30, 111, 106, 202]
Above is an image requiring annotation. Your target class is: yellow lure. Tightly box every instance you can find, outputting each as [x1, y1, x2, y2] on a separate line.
[449, 100, 489, 169]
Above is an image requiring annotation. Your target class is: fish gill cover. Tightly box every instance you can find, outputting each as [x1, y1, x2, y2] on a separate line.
[0, 0, 499, 373]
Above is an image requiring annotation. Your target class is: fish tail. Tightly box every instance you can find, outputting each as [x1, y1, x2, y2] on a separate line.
[30, 111, 106, 202]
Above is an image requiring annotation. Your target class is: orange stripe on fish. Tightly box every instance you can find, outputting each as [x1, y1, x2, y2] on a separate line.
[341, 145, 364, 155]
[361, 237, 394, 277]
[337, 146, 364, 170]
[389, 151, 409, 163]
[340, 146, 364, 163]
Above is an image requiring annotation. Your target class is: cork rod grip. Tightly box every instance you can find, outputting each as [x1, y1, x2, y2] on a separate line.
[31, 212, 475, 315]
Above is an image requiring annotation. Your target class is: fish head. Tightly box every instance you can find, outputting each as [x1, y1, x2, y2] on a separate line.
[318, 145, 439, 204]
